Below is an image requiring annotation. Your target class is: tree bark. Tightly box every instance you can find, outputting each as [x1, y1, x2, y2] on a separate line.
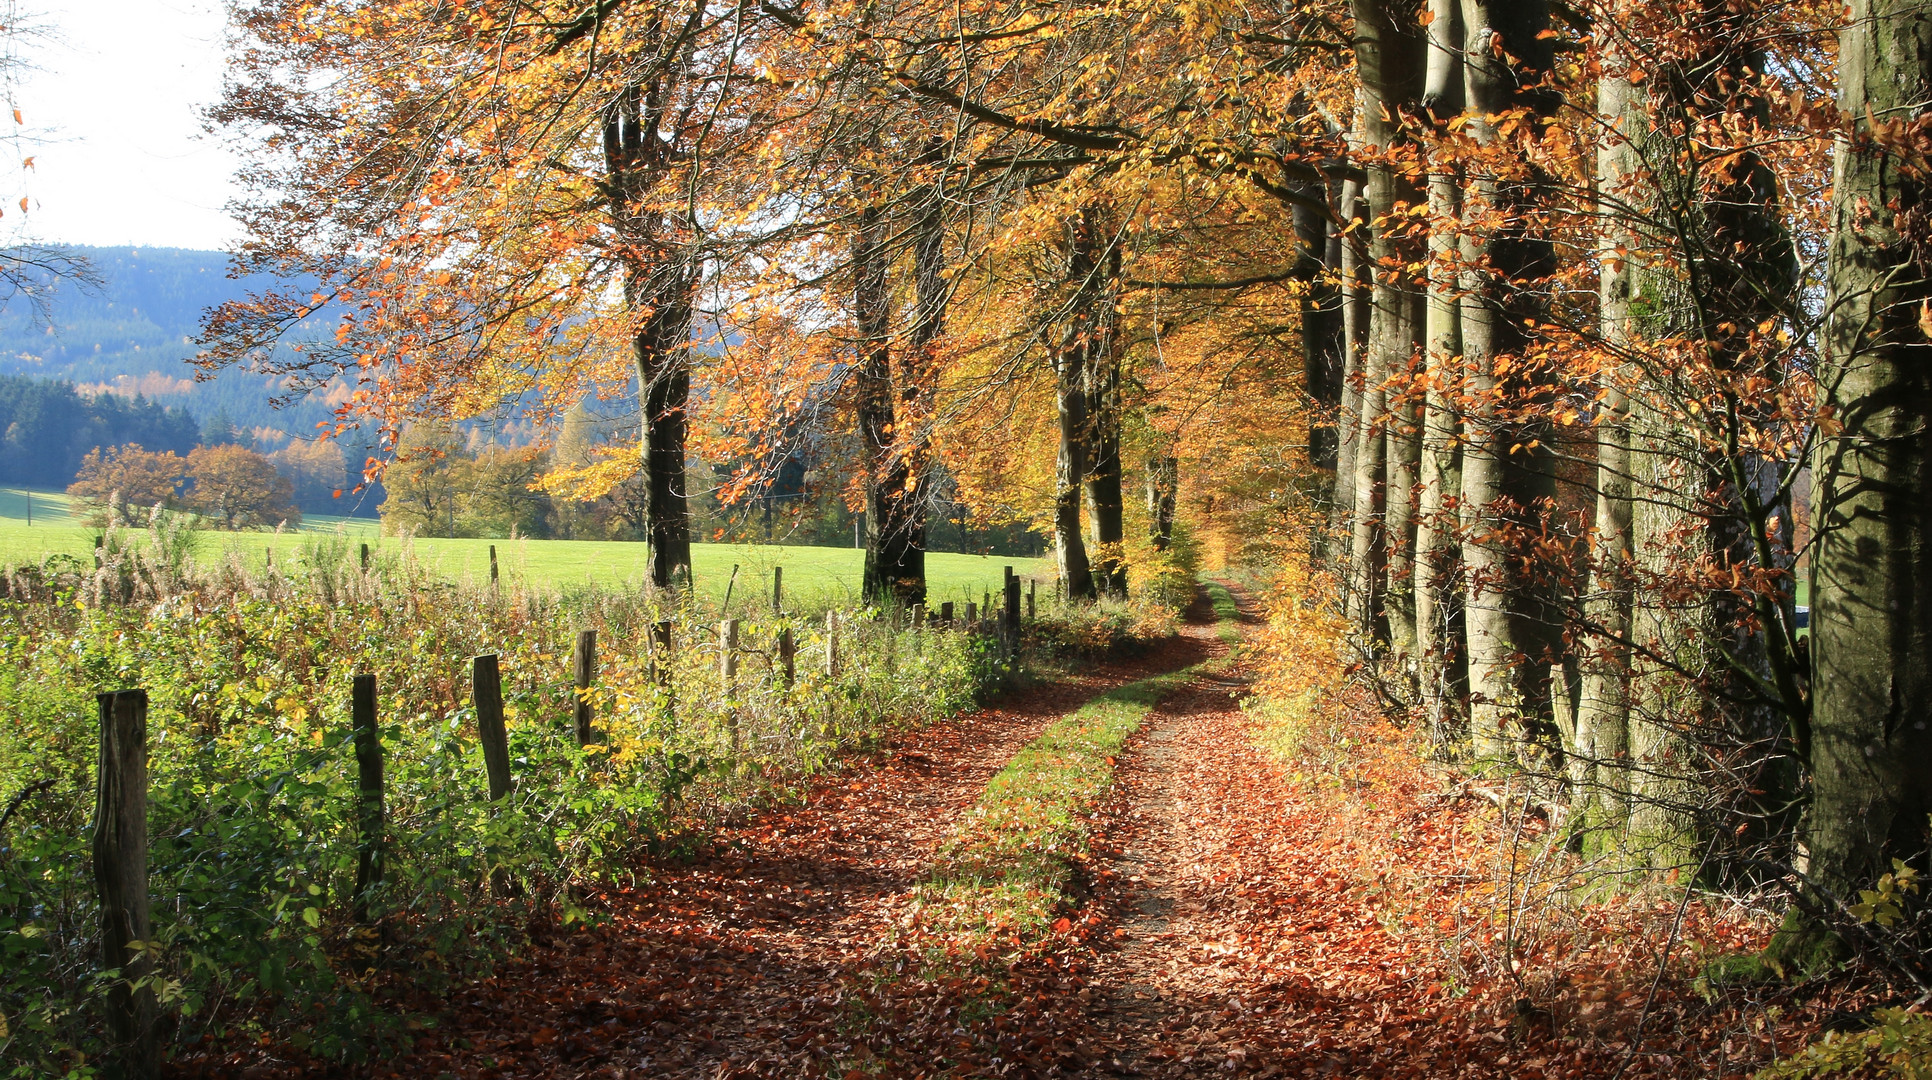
[1055, 210, 1100, 601]
[633, 260, 696, 591]
[1293, 193, 1346, 482]
[855, 206, 925, 604]
[1458, 0, 1559, 763]
[1334, 178, 1371, 540]
[1086, 245, 1128, 599]
[1147, 455, 1178, 551]
[1573, 41, 1642, 849]
[1416, 0, 1466, 735]
[1806, 0, 1932, 910]
[1352, 0, 1429, 663]
[606, 82, 696, 592]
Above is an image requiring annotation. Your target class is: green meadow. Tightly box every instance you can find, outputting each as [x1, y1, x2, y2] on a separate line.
[0, 486, 1046, 604]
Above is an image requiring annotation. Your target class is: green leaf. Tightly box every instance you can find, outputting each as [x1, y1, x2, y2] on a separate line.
[302, 907, 320, 928]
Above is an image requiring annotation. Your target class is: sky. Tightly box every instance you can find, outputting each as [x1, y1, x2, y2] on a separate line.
[5, 0, 241, 251]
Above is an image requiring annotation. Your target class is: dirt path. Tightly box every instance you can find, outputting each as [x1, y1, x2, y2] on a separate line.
[334, 629, 1214, 1080]
[1070, 585, 1269, 1076]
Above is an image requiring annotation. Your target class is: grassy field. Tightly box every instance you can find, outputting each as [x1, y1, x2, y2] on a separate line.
[0, 486, 1046, 603]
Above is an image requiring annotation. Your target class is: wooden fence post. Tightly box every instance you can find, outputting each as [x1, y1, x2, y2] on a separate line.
[489, 545, 499, 590]
[471, 655, 513, 801]
[772, 566, 783, 614]
[824, 611, 839, 676]
[965, 601, 977, 625]
[778, 627, 796, 688]
[1028, 579, 1036, 620]
[351, 674, 384, 924]
[573, 629, 597, 745]
[360, 542, 370, 572]
[722, 563, 741, 615]
[911, 602, 925, 630]
[940, 601, 954, 626]
[720, 619, 739, 690]
[471, 655, 518, 896]
[94, 689, 157, 1080]
[1005, 569, 1022, 649]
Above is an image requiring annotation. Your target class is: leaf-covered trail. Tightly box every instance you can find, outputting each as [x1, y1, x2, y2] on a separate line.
[337, 630, 1215, 1080]
[243, 587, 1792, 1080]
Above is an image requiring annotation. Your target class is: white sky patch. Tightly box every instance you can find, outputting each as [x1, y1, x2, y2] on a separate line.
[7, 0, 240, 250]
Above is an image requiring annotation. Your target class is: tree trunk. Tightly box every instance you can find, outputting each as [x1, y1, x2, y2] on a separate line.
[1352, 0, 1428, 663]
[1147, 455, 1178, 551]
[1573, 44, 1641, 849]
[1458, 0, 1558, 763]
[1293, 194, 1346, 482]
[632, 258, 695, 591]
[1806, 0, 1932, 912]
[855, 206, 925, 604]
[1086, 244, 1128, 599]
[1055, 211, 1099, 601]
[1334, 177, 1371, 540]
[1416, 0, 1466, 736]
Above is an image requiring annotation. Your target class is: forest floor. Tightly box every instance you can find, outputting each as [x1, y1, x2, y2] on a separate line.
[205, 586, 1870, 1080]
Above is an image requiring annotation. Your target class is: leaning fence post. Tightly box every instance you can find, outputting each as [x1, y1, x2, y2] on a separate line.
[719, 618, 740, 690]
[94, 689, 157, 1080]
[472, 655, 513, 801]
[351, 673, 384, 925]
[572, 629, 597, 745]
[824, 611, 839, 676]
[471, 655, 518, 896]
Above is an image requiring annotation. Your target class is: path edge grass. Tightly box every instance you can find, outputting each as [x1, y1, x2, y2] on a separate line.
[898, 585, 1239, 977]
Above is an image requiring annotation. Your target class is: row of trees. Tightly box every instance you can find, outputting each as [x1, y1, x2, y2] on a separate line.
[195, 0, 1932, 957]
[68, 443, 301, 529]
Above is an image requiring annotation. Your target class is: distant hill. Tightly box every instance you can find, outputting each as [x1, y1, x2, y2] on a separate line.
[0, 247, 317, 433]
[0, 247, 383, 514]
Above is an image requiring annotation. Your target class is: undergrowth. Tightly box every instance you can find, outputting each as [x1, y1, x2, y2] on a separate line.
[0, 521, 998, 1076]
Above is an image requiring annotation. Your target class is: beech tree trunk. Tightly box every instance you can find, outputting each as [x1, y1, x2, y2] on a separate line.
[1293, 194, 1346, 482]
[1334, 177, 1371, 538]
[1086, 245, 1128, 599]
[1147, 455, 1178, 551]
[1806, 0, 1932, 910]
[632, 259, 696, 591]
[1458, 0, 1558, 763]
[855, 206, 924, 604]
[1351, 0, 1428, 661]
[1573, 44, 1641, 848]
[607, 81, 695, 592]
[1416, 0, 1466, 733]
[1055, 211, 1099, 601]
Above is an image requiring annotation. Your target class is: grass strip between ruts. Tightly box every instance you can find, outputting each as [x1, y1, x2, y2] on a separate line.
[900, 594, 1237, 972]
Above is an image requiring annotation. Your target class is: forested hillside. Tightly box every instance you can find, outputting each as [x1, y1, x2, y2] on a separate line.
[0, 247, 320, 435]
[0, 376, 198, 487]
